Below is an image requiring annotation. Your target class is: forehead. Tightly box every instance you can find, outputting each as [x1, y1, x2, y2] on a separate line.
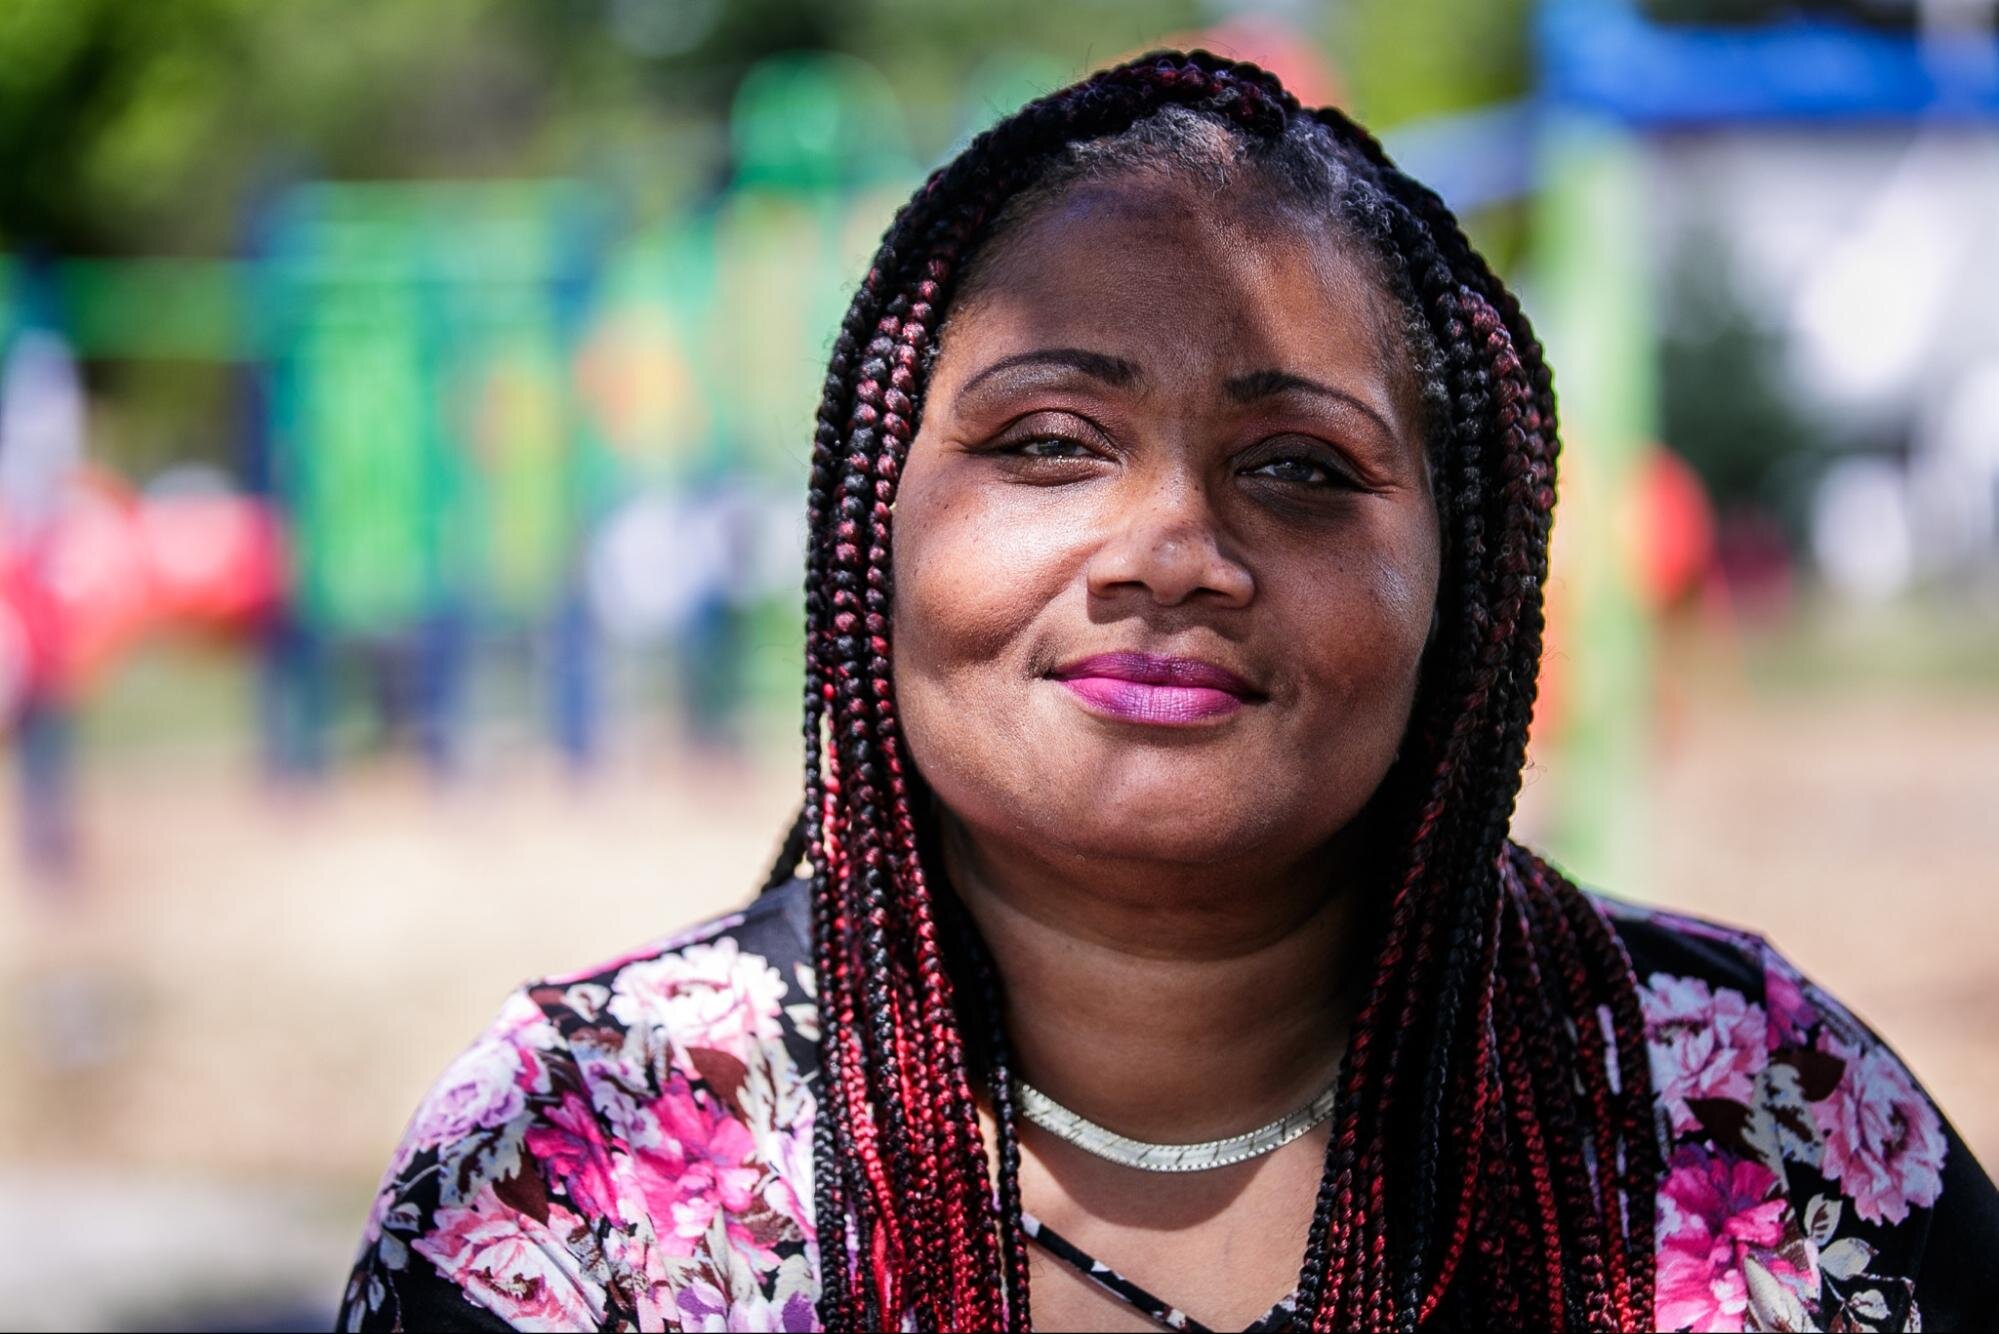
[939, 173, 1412, 399]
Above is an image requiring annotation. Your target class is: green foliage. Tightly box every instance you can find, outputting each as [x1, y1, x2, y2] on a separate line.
[0, 0, 1236, 256]
[1657, 228, 1821, 518]
[0, 0, 707, 253]
[1338, 0, 1535, 129]
[0, 0, 240, 252]
[0, 0, 1528, 256]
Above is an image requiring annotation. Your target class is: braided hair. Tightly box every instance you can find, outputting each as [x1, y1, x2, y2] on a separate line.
[762, 49, 1662, 1331]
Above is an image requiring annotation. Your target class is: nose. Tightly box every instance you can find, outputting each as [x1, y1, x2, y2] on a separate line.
[1083, 471, 1255, 609]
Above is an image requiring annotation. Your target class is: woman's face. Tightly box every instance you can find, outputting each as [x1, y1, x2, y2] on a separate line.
[892, 173, 1440, 876]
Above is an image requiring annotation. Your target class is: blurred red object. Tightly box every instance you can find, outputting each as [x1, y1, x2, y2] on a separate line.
[138, 490, 286, 633]
[0, 470, 286, 719]
[1634, 445, 1716, 611]
[0, 469, 151, 702]
[0, 574, 28, 720]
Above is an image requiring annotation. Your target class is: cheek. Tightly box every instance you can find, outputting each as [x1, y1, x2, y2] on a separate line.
[895, 512, 1023, 672]
[1368, 536, 1442, 674]
[891, 485, 1051, 678]
[887, 465, 1081, 794]
[1278, 517, 1440, 732]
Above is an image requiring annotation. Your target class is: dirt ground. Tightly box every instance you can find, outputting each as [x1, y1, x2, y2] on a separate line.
[2, 673, 1995, 1329]
[1627, 689, 1999, 1164]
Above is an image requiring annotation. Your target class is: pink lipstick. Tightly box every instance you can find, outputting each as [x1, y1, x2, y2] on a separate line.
[1050, 651, 1259, 726]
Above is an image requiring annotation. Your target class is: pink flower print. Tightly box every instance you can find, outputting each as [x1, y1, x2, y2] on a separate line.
[757, 1111, 817, 1243]
[673, 1242, 818, 1332]
[400, 1037, 529, 1167]
[1810, 1034, 1946, 1225]
[599, 1226, 679, 1331]
[1641, 973, 1769, 1134]
[493, 992, 561, 1097]
[1655, 1147, 1816, 1333]
[1761, 953, 1816, 1049]
[631, 1077, 766, 1258]
[491, 988, 557, 1042]
[568, 1027, 659, 1146]
[412, 1185, 608, 1331]
[675, 1271, 819, 1332]
[608, 938, 789, 1066]
[524, 1092, 632, 1225]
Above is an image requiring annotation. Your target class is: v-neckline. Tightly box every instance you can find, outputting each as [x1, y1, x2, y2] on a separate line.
[1019, 1209, 1299, 1333]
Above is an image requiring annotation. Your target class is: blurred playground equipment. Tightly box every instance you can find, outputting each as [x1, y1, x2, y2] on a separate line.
[2, 6, 1998, 894]
[1, 52, 925, 874]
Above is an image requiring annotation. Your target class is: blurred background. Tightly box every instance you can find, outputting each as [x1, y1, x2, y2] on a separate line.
[1, 0, 1995, 1327]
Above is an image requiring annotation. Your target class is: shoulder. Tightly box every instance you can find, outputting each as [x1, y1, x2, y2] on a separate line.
[522, 877, 820, 1106]
[338, 881, 822, 1332]
[1582, 890, 1999, 1332]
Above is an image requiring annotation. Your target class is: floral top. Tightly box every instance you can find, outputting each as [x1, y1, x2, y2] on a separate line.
[339, 881, 1999, 1332]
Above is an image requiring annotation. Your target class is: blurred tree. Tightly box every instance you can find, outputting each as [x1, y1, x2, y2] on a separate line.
[1657, 228, 1822, 524]
[1337, 0, 1535, 129]
[0, 0, 245, 253]
[0, 0, 1538, 256]
[843, 0, 1204, 156]
[0, 0, 1226, 256]
[1330, 0, 1538, 279]
[0, 0, 578, 253]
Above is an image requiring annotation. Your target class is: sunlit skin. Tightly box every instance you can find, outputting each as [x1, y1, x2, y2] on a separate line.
[889, 173, 1442, 1329]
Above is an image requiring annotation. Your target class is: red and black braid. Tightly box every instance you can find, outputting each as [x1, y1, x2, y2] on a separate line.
[759, 48, 1663, 1331]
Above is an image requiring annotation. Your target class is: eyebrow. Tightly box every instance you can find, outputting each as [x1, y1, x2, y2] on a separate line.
[958, 347, 1143, 396]
[955, 351, 1401, 445]
[1224, 369, 1398, 441]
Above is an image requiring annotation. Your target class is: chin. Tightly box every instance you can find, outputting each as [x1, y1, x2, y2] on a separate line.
[1016, 773, 1316, 869]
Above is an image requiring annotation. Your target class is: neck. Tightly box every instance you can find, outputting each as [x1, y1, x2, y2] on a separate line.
[943, 815, 1373, 1144]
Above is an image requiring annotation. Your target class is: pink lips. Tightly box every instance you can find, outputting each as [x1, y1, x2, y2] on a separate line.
[1050, 651, 1259, 725]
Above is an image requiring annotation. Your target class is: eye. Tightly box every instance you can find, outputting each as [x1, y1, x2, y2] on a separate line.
[1008, 435, 1093, 459]
[979, 412, 1115, 476]
[1242, 448, 1357, 489]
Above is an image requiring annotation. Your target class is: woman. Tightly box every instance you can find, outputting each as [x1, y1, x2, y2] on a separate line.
[339, 52, 1998, 1332]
